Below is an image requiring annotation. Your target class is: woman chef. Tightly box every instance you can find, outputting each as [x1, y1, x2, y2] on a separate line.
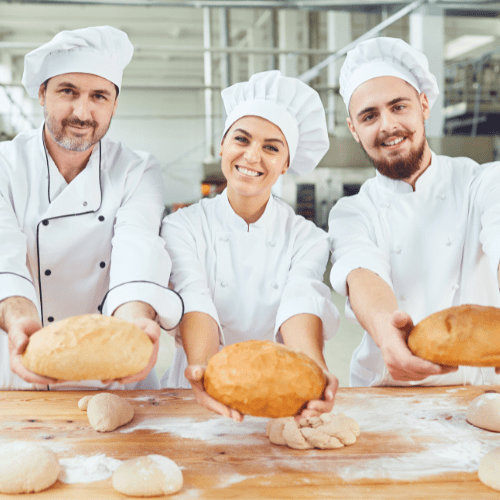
[161, 70, 340, 420]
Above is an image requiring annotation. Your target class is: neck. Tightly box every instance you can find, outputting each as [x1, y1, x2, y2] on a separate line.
[403, 142, 433, 191]
[226, 187, 271, 227]
[43, 125, 94, 184]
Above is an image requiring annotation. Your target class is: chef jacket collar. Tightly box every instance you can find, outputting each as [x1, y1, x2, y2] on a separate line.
[221, 188, 275, 232]
[40, 125, 102, 216]
[375, 150, 437, 194]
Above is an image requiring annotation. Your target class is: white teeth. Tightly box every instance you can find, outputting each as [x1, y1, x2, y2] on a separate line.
[383, 137, 405, 146]
[237, 166, 260, 177]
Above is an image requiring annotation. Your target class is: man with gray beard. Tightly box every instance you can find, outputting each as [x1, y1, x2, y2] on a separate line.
[0, 26, 183, 390]
[329, 37, 500, 388]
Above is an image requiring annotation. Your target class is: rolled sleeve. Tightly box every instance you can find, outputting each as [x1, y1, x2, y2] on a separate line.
[328, 198, 393, 297]
[106, 154, 183, 328]
[274, 223, 339, 341]
[161, 209, 223, 343]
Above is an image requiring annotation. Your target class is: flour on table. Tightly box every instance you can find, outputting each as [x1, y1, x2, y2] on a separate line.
[58, 454, 122, 483]
[120, 416, 267, 444]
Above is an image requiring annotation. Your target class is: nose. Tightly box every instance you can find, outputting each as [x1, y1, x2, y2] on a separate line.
[243, 142, 261, 163]
[72, 96, 92, 121]
[379, 109, 397, 134]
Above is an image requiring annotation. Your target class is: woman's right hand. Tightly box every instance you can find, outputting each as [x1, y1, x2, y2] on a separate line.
[185, 364, 244, 422]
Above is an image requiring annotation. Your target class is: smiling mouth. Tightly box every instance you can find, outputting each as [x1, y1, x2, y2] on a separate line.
[236, 166, 262, 177]
[381, 136, 406, 147]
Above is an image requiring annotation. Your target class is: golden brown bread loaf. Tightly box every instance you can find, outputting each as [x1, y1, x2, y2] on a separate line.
[408, 304, 500, 366]
[204, 340, 327, 418]
[21, 314, 153, 380]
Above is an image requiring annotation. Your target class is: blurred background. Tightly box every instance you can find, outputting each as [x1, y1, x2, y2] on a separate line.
[2, 0, 500, 385]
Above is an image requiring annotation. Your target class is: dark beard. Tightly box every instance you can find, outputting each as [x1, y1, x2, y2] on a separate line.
[360, 133, 426, 181]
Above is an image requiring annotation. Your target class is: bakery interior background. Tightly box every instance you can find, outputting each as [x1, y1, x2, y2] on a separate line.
[1, 0, 500, 385]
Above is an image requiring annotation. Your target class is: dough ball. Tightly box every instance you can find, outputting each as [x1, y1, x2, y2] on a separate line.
[0, 442, 60, 494]
[78, 395, 93, 411]
[408, 305, 500, 366]
[479, 447, 500, 491]
[112, 455, 183, 497]
[204, 340, 327, 418]
[466, 393, 500, 432]
[86, 393, 134, 432]
[267, 413, 360, 450]
[21, 314, 153, 380]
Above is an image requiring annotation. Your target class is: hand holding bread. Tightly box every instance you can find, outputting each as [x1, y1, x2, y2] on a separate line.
[21, 314, 154, 382]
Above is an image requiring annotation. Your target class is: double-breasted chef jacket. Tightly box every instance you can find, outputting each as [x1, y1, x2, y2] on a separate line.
[0, 125, 183, 390]
[161, 189, 340, 389]
[329, 151, 500, 387]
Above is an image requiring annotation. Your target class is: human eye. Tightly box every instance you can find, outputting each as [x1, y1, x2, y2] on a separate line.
[93, 93, 107, 101]
[234, 135, 248, 143]
[265, 144, 279, 152]
[59, 88, 75, 95]
[363, 113, 375, 122]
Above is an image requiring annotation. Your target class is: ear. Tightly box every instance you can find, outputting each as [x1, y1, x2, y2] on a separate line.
[419, 92, 430, 121]
[38, 85, 46, 106]
[347, 117, 360, 143]
[112, 97, 118, 117]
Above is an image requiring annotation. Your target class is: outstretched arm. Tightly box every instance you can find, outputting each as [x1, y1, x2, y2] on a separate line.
[347, 268, 457, 381]
[280, 313, 338, 419]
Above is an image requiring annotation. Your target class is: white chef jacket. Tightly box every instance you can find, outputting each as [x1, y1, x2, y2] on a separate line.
[329, 151, 500, 387]
[161, 189, 339, 388]
[0, 125, 183, 391]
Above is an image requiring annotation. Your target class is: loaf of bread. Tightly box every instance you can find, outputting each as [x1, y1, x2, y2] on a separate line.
[204, 340, 327, 418]
[21, 314, 153, 380]
[408, 304, 500, 366]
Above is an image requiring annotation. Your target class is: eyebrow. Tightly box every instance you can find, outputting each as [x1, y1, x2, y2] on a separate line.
[232, 128, 285, 146]
[56, 82, 112, 96]
[356, 97, 412, 118]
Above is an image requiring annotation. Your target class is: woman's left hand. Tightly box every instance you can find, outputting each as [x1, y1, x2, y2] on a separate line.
[295, 370, 339, 420]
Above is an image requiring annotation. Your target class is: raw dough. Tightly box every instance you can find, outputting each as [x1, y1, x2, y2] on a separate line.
[266, 412, 360, 450]
[478, 447, 500, 491]
[21, 314, 153, 380]
[466, 393, 500, 432]
[204, 340, 327, 418]
[112, 455, 183, 496]
[408, 305, 500, 366]
[85, 393, 134, 432]
[78, 395, 93, 411]
[0, 442, 60, 494]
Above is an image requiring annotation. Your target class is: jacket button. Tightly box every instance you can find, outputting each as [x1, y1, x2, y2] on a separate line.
[272, 283, 279, 289]
[220, 281, 227, 287]
[100, 262, 106, 268]
[269, 241, 276, 247]
[98, 215, 105, 222]
[45, 270, 51, 276]
[42, 219, 49, 226]
[220, 236, 228, 242]
[83, 201, 88, 207]
[48, 316, 54, 322]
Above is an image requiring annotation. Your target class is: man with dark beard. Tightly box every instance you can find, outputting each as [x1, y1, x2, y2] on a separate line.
[0, 26, 183, 390]
[329, 37, 500, 387]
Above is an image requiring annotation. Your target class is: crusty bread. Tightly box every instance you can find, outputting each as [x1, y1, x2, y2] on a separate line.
[408, 304, 500, 366]
[204, 340, 327, 418]
[21, 314, 153, 380]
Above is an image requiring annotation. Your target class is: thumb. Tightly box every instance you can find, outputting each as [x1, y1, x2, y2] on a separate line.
[391, 310, 414, 333]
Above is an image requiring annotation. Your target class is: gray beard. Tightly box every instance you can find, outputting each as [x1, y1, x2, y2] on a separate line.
[44, 107, 110, 152]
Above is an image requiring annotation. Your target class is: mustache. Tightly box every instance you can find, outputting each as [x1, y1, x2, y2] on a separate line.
[62, 117, 98, 128]
[375, 129, 414, 147]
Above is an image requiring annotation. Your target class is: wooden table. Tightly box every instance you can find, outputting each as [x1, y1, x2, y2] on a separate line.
[1, 385, 500, 499]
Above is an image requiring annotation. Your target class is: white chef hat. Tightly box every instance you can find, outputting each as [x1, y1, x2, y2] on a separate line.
[22, 26, 133, 98]
[339, 37, 439, 112]
[221, 70, 329, 176]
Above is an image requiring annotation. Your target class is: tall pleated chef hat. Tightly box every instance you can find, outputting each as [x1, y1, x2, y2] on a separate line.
[221, 70, 329, 176]
[339, 37, 439, 112]
[22, 26, 133, 98]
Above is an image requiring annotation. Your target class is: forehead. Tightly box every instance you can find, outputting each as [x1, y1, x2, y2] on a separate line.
[228, 115, 286, 139]
[47, 72, 115, 92]
[349, 76, 418, 116]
